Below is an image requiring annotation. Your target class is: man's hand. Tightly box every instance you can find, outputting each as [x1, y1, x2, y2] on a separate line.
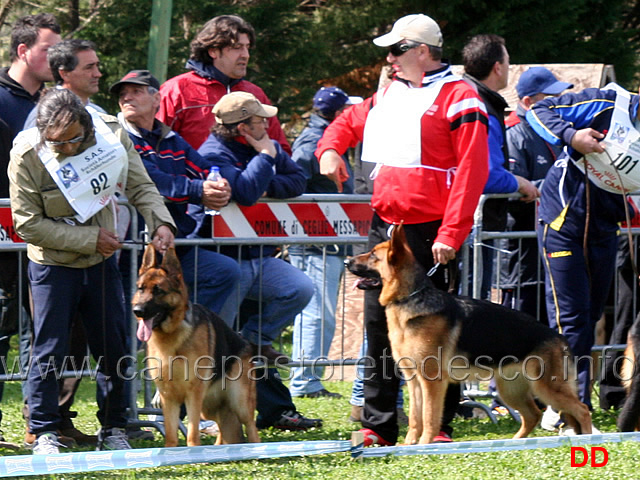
[515, 175, 540, 203]
[96, 227, 122, 257]
[319, 149, 349, 193]
[570, 128, 605, 155]
[244, 131, 277, 158]
[151, 225, 175, 254]
[432, 241, 456, 265]
[202, 177, 231, 210]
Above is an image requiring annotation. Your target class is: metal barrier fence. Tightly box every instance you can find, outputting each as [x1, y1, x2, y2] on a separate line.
[0, 193, 633, 430]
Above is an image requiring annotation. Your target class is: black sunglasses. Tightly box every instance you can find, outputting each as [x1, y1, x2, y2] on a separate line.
[388, 41, 420, 57]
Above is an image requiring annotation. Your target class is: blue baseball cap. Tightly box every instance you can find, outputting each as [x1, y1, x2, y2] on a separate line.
[313, 87, 352, 117]
[516, 67, 573, 99]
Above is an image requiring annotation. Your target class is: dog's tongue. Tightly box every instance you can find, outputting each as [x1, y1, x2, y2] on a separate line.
[137, 318, 153, 342]
[353, 278, 366, 290]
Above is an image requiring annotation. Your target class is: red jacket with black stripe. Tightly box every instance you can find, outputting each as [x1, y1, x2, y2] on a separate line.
[316, 67, 489, 250]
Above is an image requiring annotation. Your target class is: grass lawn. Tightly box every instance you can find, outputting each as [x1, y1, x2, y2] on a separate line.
[0, 372, 637, 479]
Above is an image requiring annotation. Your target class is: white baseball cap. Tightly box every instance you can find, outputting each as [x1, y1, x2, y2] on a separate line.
[373, 14, 443, 48]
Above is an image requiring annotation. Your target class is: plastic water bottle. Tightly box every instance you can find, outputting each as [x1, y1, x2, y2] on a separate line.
[205, 166, 222, 216]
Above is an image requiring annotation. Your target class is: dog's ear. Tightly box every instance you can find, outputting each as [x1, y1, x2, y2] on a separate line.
[388, 223, 411, 267]
[139, 243, 158, 275]
[161, 247, 184, 279]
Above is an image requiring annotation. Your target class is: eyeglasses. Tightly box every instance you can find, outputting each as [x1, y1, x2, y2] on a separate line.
[46, 135, 85, 147]
[388, 41, 420, 57]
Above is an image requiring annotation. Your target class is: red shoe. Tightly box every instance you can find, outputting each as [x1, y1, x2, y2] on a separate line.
[359, 428, 393, 447]
[433, 431, 452, 443]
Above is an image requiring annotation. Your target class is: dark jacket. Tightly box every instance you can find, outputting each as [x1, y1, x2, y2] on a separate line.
[289, 113, 354, 257]
[464, 73, 515, 231]
[120, 115, 212, 238]
[0, 67, 42, 137]
[197, 132, 306, 258]
[292, 114, 354, 194]
[528, 87, 634, 237]
[507, 104, 561, 185]
[501, 104, 561, 288]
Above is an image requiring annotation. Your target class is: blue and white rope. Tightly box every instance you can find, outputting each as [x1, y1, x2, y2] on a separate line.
[357, 432, 640, 458]
[0, 440, 349, 477]
[1, 433, 639, 476]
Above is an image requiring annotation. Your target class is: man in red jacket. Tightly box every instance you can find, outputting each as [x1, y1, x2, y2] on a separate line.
[316, 13, 489, 445]
[156, 14, 290, 153]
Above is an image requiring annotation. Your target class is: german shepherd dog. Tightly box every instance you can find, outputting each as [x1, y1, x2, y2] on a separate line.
[132, 244, 260, 446]
[346, 224, 593, 444]
[618, 312, 640, 431]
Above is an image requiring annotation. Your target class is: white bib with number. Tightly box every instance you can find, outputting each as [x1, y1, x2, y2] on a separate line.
[576, 83, 640, 194]
[36, 109, 127, 223]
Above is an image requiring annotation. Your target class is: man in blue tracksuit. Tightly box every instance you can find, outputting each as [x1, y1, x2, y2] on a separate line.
[527, 85, 637, 411]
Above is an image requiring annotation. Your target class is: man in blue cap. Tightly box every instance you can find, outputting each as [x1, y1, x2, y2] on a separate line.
[288, 86, 359, 399]
[502, 66, 573, 318]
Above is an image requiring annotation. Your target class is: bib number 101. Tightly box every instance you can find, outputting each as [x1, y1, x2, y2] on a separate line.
[612, 152, 639, 174]
[90, 172, 110, 195]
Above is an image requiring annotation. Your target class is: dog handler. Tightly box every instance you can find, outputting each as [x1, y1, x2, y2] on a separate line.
[528, 83, 640, 412]
[8, 88, 176, 454]
[316, 13, 489, 445]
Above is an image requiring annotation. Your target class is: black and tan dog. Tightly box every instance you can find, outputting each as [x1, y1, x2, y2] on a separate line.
[618, 313, 640, 431]
[132, 244, 260, 446]
[347, 224, 593, 444]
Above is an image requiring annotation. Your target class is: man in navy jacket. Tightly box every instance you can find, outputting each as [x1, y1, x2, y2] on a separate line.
[198, 91, 322, 431]
[112, 70, 240, 315]
[527, 84, 637, 418]
[198, 92, 313, 353]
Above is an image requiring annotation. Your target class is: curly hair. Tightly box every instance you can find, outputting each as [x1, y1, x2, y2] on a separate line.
[190, 15, 256, 65]
[212, 121, 243, 142]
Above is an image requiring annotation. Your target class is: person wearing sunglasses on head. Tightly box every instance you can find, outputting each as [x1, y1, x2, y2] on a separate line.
[316, 13, 490, 446]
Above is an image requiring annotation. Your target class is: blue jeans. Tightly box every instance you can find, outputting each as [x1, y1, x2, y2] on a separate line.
[219, 256, 314, 345]
[289, 253, 343, 396]
[350, 334, 404, 408]
[178, 247, 240, 314]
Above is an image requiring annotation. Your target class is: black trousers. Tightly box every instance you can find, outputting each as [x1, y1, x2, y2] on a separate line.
[361, 213, 460, 442]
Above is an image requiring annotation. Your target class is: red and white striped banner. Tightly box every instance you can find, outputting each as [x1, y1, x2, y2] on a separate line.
[0, 207, 22, 243]
[212, 202, 372, 238]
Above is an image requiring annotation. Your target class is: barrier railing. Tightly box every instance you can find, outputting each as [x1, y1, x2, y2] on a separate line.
[0, 193, 635, 436]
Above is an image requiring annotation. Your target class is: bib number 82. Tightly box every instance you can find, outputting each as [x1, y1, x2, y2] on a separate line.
[90, 172, 110, 195]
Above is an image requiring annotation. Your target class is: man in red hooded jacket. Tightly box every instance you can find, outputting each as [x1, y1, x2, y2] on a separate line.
[156, 14, 290, 154]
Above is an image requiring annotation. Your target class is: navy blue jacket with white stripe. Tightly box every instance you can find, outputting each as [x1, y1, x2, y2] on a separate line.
[526, 87, 636, 237]
[119, 114, 211, 238]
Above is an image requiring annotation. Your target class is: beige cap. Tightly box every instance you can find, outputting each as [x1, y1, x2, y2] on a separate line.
[213, 91, 278, 124]
[373, 14, 443, 48]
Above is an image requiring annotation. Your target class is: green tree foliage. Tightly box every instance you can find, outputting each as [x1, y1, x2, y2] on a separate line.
[1, 0, 638, 120]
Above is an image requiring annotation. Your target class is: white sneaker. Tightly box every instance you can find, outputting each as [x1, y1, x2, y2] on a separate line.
[98, 427, 132, 451]
[33, 432, 64, 455]
[541, 406, 561, 432]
